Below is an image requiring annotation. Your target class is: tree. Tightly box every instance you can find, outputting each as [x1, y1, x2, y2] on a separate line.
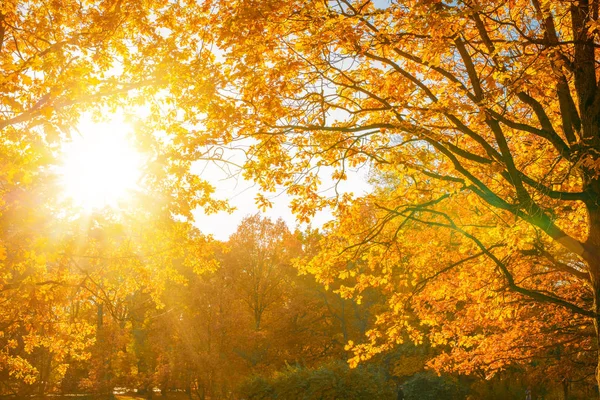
[183, 0, 600, 390]
[224, 215, 300, 332]
[0, 0, 224, 392]
[0, 0, 226, 218]
[0, 189, 216, 394]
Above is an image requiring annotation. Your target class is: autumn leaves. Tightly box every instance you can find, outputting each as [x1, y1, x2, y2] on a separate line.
[2, 0, 600, 397]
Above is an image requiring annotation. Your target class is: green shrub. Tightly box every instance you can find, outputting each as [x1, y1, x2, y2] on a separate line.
[239, 361, 395, 400]
[239, 375, 275, 400]
[403, 372, 466, 400]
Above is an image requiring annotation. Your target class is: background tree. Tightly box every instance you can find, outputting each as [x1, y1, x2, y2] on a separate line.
[224, 215, 299, 332]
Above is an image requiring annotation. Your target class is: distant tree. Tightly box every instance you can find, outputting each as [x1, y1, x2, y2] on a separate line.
[225, 215, 300, 332]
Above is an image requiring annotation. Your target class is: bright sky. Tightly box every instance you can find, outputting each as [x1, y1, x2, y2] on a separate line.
[191, 157, 372, 241]
[58, 113, 372, 241]
[58, 115, 144, 211]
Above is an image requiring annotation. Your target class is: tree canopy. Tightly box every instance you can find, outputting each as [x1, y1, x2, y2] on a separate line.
[2, 0, 600, 398]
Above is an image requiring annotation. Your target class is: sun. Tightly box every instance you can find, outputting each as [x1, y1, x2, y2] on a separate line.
[59, 115, 143, 210]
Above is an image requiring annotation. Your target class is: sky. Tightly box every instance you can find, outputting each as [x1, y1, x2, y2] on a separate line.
[191, 156, 373, 241]
[64, 108, 373, 241]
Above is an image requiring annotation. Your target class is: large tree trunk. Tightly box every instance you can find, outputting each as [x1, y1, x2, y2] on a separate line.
[592, 255, 600, 395]
[585, 176, 600, 395]
[591, 266, 600, 397]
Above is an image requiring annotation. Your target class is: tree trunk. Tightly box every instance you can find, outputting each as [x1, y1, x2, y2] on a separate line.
[585, 177, 600, 395]
[340, 298, 348, 341]
[562, 378, 569, 400]
[254, 296, 263, 331]
[97, 303, 104, 328]
[593, 270, 600, 398]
